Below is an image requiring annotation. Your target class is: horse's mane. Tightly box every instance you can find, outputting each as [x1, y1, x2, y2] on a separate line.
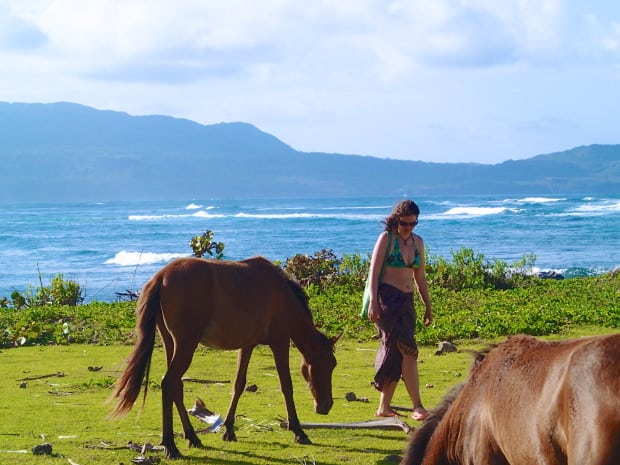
[401, 346, 495, 465]
[401, 383, 464, 465]
[276, 266, 313, 321]
[276, 266, 337, 349]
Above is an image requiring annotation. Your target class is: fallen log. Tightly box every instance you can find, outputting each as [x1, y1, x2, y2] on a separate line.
[181, 377, 230, 384]
[17, 372, 65, 381]
[280, 417, 411, 433]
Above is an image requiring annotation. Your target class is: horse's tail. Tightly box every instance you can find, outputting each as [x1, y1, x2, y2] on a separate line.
[400, 383, 464, 465]
[108, 274, 161, 417]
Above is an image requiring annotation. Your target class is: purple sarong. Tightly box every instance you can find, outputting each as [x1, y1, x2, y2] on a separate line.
[373, 282, 417, 391]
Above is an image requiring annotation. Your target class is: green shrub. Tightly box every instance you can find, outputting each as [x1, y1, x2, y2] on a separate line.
[426, 248, 537, 291]
[189, 229, 225, 258]
[0, 247, 617, 348]
[5, 273, 83, 309]
[284, 249, 340, 290]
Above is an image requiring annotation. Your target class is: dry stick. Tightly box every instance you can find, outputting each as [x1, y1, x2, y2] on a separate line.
[17, 372, 65, 381]
[280, 417, 411, 433]
[392, 405, 414, 412]
[181, 377, 230, 384]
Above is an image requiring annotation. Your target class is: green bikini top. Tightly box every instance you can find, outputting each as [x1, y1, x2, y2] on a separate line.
[386, 233, 420, 269]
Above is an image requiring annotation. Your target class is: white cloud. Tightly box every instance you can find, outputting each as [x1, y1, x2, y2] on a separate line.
[0, 0, 619, 163]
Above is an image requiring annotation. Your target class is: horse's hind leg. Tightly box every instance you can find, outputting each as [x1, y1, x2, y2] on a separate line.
[160, 338, 203, 458]
[271, 340, 310, 445]
[222, 346, 255, 442]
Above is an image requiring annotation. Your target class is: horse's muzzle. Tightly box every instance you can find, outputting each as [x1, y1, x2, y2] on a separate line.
[315, 398, 333, 415]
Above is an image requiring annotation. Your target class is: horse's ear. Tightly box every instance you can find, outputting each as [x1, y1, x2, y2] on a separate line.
[331, 332, 344, 345]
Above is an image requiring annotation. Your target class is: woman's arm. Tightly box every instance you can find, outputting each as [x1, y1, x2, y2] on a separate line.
[368, 231, 388, 322]
[413, 235, 433, 326]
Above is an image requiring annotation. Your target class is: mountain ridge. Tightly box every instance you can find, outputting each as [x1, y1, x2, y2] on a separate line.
[0, 102, 618, 201]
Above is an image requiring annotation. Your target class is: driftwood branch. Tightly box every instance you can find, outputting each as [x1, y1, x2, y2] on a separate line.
[181, 377, 230, 384]
[392, 405, 413, 412]
[17, 372, 65, 381]
[280, 417, 411, 433]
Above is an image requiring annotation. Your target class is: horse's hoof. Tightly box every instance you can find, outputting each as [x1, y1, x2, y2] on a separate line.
[222, 431, 238, 442]
[188, 439, 204, 449]
[295, 435, 312, 445]
[164, 446, 183, 459]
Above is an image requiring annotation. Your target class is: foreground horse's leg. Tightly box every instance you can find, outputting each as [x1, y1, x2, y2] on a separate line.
[271, 340, 311, 444]
[161, 341, 203, 458]
[222, 346, 255, 442]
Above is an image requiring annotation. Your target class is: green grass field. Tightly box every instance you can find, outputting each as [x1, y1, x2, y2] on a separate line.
[0, 326, 616, 465]
[0, 269, 617, 464]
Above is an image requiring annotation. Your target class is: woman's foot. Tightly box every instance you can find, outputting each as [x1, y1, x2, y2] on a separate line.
[411, 406, 428, 421]
[375, 408, 403, 418]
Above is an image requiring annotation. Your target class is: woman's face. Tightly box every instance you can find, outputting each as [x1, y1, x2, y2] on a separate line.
[397, 214, 418, 235]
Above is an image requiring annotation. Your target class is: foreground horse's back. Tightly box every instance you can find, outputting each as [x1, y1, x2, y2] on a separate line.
[401, 333, 620, 465]
[565, 334, 620, 464]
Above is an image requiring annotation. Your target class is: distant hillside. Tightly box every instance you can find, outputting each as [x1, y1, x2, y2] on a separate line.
[0, 102, 618, 201]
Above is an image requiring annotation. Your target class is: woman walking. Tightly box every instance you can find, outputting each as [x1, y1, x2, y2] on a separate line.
[367, 199, 433, 421]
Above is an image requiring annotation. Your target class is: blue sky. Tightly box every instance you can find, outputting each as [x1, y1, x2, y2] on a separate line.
[1, 1, 619, 163]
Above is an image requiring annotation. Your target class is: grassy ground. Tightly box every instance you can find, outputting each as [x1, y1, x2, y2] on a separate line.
[0, 326, 615, 465]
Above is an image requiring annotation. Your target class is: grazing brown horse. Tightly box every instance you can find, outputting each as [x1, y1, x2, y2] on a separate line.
[401, 333, 620, 465]
[110, 256, 338, 459]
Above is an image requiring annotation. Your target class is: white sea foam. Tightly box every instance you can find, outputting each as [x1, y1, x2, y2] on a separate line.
[530, 266, 567, 275]
[234, 212, 380, 220]
[514, 197, 564, 203]
[320, 205, 392, 211]
[128, 214, 191, 220]
[129, 210, 379, 221]
[186, 203, 203, 210]
[442, 206, 511, 217]
[571, 200, 620, 214]
[192, 210, 225, 218]
[236, 212, 319, 219]
[549, 199, 620, 216]
[104, 251, 187, 266]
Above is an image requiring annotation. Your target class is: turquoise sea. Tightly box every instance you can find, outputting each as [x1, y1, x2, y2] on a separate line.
[0, 195, 618, 303]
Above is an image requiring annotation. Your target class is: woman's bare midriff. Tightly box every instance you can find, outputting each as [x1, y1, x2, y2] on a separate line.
[381, 266, 414, 293]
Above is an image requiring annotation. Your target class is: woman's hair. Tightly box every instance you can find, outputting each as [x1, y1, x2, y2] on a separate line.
[383, 199, 420, 232]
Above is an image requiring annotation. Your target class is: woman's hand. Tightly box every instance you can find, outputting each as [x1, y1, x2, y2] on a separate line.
[423, 307, 433, 326]
[368, 298, 380, 322]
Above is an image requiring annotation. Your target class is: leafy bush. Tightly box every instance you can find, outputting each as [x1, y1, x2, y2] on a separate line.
[0, 301, 136, 347]
[189, 230, 225, 258]
[0, 246, 617, 348]
[426, 248, 537, 291]
[284, 249, 340, 290]
[334, 252, 369, 289]
[3, 273, 83, 309]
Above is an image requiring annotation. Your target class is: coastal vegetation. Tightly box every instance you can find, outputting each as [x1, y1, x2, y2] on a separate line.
[0, 244, 617, 348]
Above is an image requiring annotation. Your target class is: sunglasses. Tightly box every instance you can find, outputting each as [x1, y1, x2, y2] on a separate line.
[398, 219, 418, 227]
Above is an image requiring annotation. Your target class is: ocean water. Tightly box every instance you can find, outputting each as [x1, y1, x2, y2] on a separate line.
[0, 195, 618, 303]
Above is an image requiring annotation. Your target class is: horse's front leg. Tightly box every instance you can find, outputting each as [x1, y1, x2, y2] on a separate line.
[161, 340, 203, 458]
[222, 346, 255, 442]
[271, 340, 311, 445]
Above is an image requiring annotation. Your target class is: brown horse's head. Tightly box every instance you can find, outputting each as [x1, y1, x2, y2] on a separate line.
[301, 333, 340, 415]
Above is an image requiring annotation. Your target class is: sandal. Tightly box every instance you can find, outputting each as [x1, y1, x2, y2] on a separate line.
[411, 407, 428, 421]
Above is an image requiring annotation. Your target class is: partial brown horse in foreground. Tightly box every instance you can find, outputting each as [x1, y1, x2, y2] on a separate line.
[401, 333, 620, 465]
[110, 257, 338, 459]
